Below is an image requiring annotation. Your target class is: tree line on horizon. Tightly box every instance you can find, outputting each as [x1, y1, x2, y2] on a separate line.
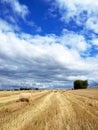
[0, 80, 88, 91]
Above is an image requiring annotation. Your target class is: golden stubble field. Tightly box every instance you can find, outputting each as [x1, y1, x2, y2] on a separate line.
[0, 88, 98, 130]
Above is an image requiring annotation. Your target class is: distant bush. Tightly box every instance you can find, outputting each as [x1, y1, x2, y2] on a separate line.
[14, 89, 19, 91]
[20, 87, 32, 90]
[35, 88, 39, 90]
[74, 80, 88, 89]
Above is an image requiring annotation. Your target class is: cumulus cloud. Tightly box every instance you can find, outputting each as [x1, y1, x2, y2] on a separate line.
[86, 17, 98, 33]
[60, 31, 90, 53]
[92, 39, 98, 46]
[55, 0, 98, 20]
[0, 19, 19, 32]
[0, 19, 98, 89]
[0, 0, 96, 89]
[54, 0, 98, 34]
[0, 19, 13, 32]
[2, 0, 29, 19]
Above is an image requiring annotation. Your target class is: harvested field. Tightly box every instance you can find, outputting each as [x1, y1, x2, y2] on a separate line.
[0, 89, 98, 130]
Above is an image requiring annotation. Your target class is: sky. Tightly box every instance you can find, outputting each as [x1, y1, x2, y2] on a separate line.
[0, 0, 98, 90]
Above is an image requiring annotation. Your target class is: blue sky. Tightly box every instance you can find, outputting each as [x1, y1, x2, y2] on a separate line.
[0, 0, 98, 89]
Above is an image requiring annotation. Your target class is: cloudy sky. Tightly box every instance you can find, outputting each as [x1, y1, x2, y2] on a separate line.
[0, 0, 98, 89]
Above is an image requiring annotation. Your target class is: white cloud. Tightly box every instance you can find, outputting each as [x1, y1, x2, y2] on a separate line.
[0, 19, 98, 89]
[67, 75, 88, 81]
[54, 0, 98, 34]
[27, 21, 42, 33]
[2, 0, 29, 19]
[55, 0, 98, 20]
[1, 0, 42, 33]
[92, 39, 98, 46]
[86, 17, 98, 33]
[60, 32, 90, 52]
[0, 19, 15, 32]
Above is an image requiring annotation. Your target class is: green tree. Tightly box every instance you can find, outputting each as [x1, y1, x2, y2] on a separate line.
[74, 80, 88, 89]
